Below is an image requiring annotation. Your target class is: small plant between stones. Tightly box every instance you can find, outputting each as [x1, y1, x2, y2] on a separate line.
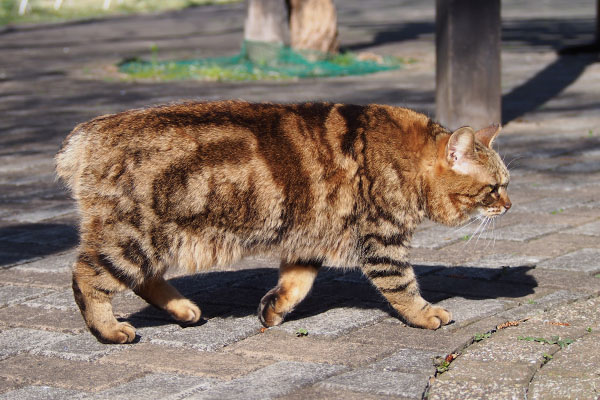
[473, 332, 492, 342]
[518, 335, 574, 349]
[295, 328, 309, 337]
[434, 353, 457, 373]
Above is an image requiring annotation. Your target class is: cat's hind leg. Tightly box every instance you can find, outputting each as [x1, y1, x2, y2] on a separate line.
[134, 277, 201, 324]
[72, 251, 137, 344]
[258, 260, 321, 327]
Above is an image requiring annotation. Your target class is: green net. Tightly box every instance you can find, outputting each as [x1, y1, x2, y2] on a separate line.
[118, 40, 403, 81]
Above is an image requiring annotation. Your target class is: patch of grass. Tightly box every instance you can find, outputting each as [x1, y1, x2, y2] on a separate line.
[121, 60, 294, 82]
[0, 0, 238, 26]
[550, 208, 564, 215]
[589, 129, 594, 137]
[542, 353, 553, 362]
[594, 273, 600, 279]
[518, 335, 574, 349]
[473, 332, 492, 342]
[461, 235, 471, 241]
[527, 299, 537, 305]
[587, 327, 593, 333]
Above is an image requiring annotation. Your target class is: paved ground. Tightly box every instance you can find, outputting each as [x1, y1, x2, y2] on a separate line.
[1, 0, 600, 399]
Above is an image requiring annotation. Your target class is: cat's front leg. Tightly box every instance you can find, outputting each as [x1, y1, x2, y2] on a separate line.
[361, 256, 452, 329]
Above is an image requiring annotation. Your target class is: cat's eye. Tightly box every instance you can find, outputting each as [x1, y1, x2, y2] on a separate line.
[489, 185, 499, 194]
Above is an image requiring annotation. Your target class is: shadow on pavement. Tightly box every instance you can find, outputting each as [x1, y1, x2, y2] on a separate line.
[127, 264, 537, 328]
[502, 53, 598, 124]
[0, 223, 78, 267]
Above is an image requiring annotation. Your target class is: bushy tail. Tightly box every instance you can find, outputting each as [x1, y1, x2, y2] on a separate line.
[55, 123, 89, 192]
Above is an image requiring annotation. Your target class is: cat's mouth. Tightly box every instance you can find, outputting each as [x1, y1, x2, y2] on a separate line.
[480, 206, 510, 217]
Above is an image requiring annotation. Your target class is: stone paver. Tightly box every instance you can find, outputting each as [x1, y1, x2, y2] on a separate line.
[100, 343, 274, 380]
[149, 315, 262, 351]
[0, 0, 599, 398]
[189, 361, 346, 400]
[0, 328, 71, 361]
[86, 373, 219, 400]
[537, 248, 600, 273]
[0, 386, 86, 400]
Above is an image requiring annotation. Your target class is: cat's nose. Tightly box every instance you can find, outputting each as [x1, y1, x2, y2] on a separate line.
[504, 201, 512, 210]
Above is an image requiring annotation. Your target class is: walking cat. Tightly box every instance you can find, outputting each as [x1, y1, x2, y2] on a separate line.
[55, 101, 511, 344]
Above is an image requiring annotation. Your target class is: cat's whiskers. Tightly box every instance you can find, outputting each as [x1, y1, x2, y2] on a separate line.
[452, 215, 482, 235]
[464, 215, 487, 246]
[483, 217, 496, 250]
[474, 216, 491, 246]
[505, 155, 525, 170]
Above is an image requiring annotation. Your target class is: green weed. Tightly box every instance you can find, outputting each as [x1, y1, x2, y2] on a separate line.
[295, 328, 308, 337]
[518, 335, 574, 349]
[473, 332, 492, 342]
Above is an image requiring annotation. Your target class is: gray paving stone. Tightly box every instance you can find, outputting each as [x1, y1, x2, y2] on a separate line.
[12, 251, 75, 273]
[86, 373, 218, 400]
[427, 380, 527, 400]
[491, 223, 568, 242]
[411, 225, 465, 249]
[30, 333, 127, 362]
[464, 254, 543, 268]
[529, 296, 600, 329]
[437, 359, 536, 386]
[189, 361, 346, 400]
[498, 290, 586, 321]
[0, 328, 71, 360]
[369, 348, 440, 375]
[0, 286, 55, 308]
[529, 376, 600, 400]
[24, 290, 78, 311]
[562, 220, 600, 236]
[537, 248, 600, 273]
[0, 385, 86, 400]
[6, 204, 75, 224]
[460, 335, 551, 364]
[319, 368, 429, 399]
[436, 297, 511, 326]
[555, 160, 600, 173]
[274, 306, 389, 337]
[517, 196, 588, 214]
[150, 315, 261, 351]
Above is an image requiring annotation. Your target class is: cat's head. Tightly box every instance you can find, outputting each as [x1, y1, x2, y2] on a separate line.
[425, 124, 511, 226]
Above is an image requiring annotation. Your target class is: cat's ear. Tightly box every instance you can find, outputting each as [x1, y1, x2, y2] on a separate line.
[446, 127, 475, 174]
[474, 123, 501, 148]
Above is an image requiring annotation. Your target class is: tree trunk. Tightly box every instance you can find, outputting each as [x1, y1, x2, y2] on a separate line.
[289, 0, 339, 56]
[244, 0, 289, 44]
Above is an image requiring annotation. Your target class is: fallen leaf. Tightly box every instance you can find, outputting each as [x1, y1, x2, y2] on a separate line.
[546, 321, 570, 327]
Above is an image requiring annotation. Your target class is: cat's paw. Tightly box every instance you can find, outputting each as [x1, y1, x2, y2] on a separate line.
[421, 305, 452, 329]
[93, 321, 137, 344]
[258, 288, 284, 327]
[167, 299, 201, 324]
[405, 304, 452, 330]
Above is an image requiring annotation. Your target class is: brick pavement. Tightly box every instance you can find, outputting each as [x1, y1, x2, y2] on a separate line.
[1, 0, 600, 398]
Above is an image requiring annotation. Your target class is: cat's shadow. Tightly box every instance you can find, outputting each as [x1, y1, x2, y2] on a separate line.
[127, 264, 537, 328]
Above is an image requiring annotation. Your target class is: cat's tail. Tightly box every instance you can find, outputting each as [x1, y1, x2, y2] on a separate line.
[55, 122, 90, 193]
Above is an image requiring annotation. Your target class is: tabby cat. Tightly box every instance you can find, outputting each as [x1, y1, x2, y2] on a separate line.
[55, 101, 511, 344]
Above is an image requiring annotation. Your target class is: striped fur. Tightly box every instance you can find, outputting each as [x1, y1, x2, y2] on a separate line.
[56, 101, 510, 343]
